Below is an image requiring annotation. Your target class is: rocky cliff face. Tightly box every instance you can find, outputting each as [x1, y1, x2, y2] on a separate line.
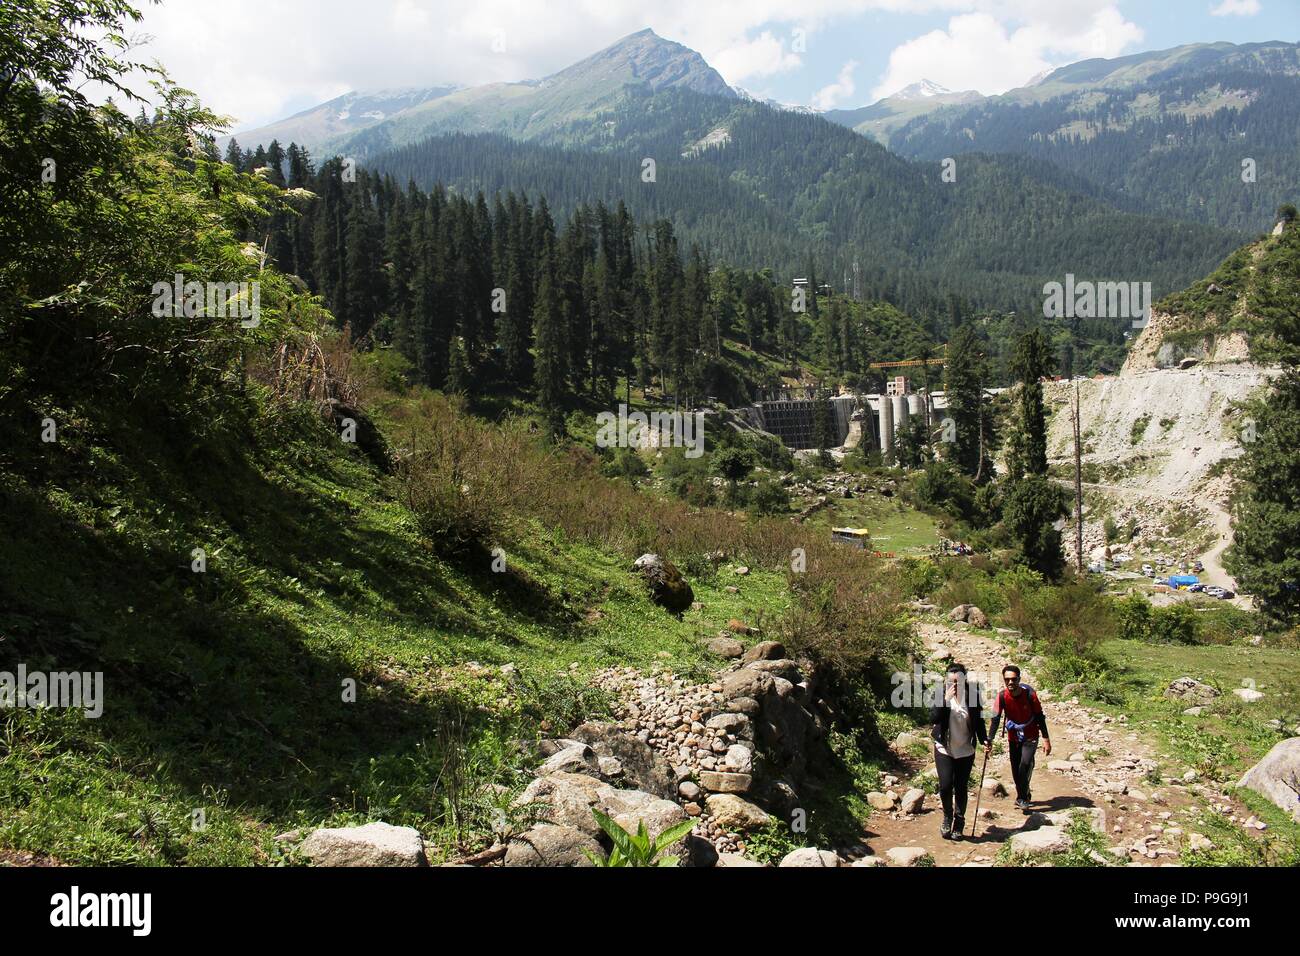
[1046, 365, 1274, 500]
[1122, 310, 1253, 375]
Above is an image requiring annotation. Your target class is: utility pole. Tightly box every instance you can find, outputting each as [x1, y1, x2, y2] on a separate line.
[1072, 380, 1084, 573]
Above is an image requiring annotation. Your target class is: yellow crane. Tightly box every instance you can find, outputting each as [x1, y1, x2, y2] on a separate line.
[868, 358, 947, 369]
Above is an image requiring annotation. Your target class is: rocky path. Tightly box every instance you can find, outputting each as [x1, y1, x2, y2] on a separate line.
[861, 620, 1211, 866]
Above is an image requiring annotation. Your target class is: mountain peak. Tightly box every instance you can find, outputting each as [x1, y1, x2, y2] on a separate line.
[892, 79, 951, 100]
[548, 29, 736, 99]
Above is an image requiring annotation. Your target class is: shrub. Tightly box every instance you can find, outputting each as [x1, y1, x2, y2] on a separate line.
[1148, 603, 1199, 645]
[1010, 578, 1114, 660]
[897, 557, 944, 599]
[1116, 593, 1153, 641]
[396, 395, 512, 555]
[779, 550, 912, 682]
[911, 459, 974, 521]
[747, 477, 791, 516]
[606, 447, 649, 484]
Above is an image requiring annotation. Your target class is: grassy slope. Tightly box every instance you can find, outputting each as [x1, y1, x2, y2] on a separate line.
[0, 394, 798, 865]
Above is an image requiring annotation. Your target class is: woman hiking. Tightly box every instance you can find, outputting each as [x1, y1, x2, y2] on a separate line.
[930, 662, 988, 840]
[986, 664, 1052, 812]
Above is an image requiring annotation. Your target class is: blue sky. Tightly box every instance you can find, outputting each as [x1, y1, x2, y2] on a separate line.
[739, 0, 1299, 108]
[124, 1, 1298, 132]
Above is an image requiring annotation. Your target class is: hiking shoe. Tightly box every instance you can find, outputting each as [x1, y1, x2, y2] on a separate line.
[940, 817, 953, 839]
[1015, 797, 1031, 812]
[951, 818, 965, 841]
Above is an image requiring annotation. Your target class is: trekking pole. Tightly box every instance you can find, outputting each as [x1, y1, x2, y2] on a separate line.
[970, 747, 991, 838]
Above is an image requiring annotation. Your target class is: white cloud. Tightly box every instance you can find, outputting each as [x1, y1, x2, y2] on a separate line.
[869, 2, 1144, 100]
[711, 30, 803, 81]
[1210, 0, 1261, 16]
[105, 1, 1149, 129]
[811, 59, 860, 109]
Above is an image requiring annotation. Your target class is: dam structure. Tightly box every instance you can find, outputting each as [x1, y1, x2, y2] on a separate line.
[733, 381, 950, 453]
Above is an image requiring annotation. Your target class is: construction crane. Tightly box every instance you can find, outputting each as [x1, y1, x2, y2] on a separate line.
[868, 358, 947, 369]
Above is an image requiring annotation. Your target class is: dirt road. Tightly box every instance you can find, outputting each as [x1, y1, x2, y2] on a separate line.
[861, 620, 1204, 866]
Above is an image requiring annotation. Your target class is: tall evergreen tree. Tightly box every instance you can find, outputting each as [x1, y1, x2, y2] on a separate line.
[1005, 326, 1054, 481]
[944, 322, 989, 479]
[532, 247, 567, 435]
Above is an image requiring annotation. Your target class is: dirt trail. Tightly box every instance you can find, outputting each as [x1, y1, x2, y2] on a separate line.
[861, 621, 1197, 866]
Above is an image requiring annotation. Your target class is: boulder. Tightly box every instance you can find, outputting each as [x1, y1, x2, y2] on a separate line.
[720, 668, 775, 702]
[726, 619, 754, 635]
[299, 822, 427, 867]
[515, 772, 611, 836]
[744, 658, 804, 683]
[706, 636, 745, 658]
[755, 778, 801, 817]
[631, 553, 694, 615]
[885, 846, 930, 867]
[602, 789, 692, 849]
[723, 745, 754, 774]
[716, 852, 766, 867]
[537, 738, 586, 758]
[570, 721, 676, 798]
[538, 743, 602, 777]
[899, 788, 926, 815]
[946, 604, 988, 627]
[728, 696, 761, 716]
[705, 794, 771, 831]
[1233, 687, 1265, 703]
[741, 640, 787, 663]
[699, 770, 753, 794]
[682, 833, 719, 868]
[503, 824, 601, 867]
[779, 848, 839, 867]
[706, 713, 751, 737]
[1164, 677, 1220, 707]
[1010, 826, 1072, 854]
[868, 791, 898, 812]
[1238, 738, 1300, 822]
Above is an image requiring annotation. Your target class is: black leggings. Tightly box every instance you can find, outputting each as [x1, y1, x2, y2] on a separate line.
[934, 749, 975, 821]
[1008, 738, 1039, 800]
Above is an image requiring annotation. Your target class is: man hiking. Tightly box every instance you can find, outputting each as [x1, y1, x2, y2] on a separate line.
[985, 664, 1051, 812]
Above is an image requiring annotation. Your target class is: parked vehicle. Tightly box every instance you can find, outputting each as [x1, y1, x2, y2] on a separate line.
[1193, 561, 1205, 573]
[831, 527, 871, 550]
[1142, 563, 1154, 576]
[1187, 583, 1204, 593]
[1205, 586, 1225, 597]
[1217, 589, 1235, 600]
